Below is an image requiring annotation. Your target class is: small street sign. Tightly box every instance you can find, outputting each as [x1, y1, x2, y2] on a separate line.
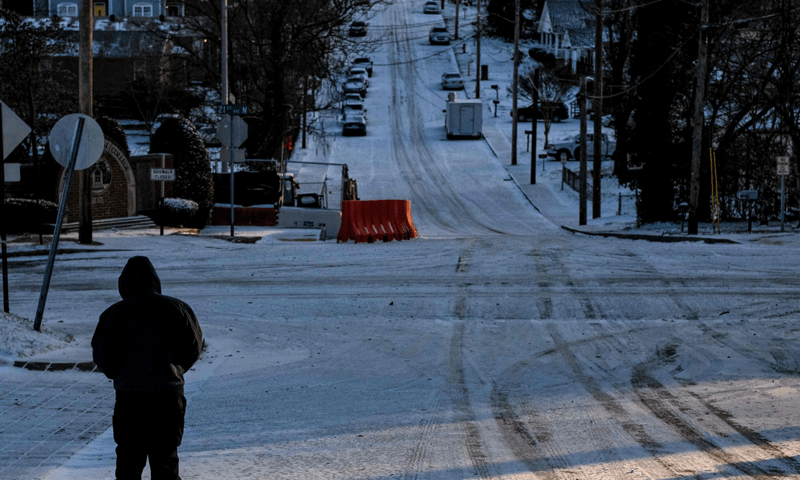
[737, 189, 758, 200]
[48, 114, 104, 170]
[777, 156, 790, 176]
[1, 101, 31, 160]
[216, 104, 248, 116]
[151, 168, 175, 181]
[217, 115, 248, 148]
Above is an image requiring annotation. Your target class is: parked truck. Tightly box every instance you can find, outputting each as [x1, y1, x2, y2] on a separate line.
[445, 93, 482, 139]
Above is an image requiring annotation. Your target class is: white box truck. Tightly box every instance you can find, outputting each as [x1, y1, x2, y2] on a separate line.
[445, 93, 482, 139]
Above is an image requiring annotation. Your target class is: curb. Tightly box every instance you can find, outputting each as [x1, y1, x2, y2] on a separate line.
[561, 226, 740, 244]
[12, 360, 101, 372]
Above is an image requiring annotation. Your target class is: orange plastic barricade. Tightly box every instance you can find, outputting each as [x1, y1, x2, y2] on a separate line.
[351, 201, 369, 243]
[337, 202, 353, 242]
[338, 200, 417, 243]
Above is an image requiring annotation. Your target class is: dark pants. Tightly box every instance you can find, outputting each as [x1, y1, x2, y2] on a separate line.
[113, 389, 186, 480]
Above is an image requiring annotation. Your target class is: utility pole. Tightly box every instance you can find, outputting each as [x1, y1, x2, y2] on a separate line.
[455, 0, 460, 40]
[580, 76, 588, 226]
[688, 0, 709, 234]
[221, 0, 229, 173]
[78, 0, 93, 244]
[530, 68, 539, 184]
[511, 0, 520, 166]
[592, 0, 603, 218]
[475, 0, 481, 98]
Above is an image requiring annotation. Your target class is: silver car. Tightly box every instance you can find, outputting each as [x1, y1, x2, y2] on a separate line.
[429, 25, 450, 45]
[441, 72, 464, 90]
[343, 77, 367, 97]
[545, 133, 616, 162]
[423, 1, 440, 14]
[348, 67, 369, 87]
[343, 103, 367, 122]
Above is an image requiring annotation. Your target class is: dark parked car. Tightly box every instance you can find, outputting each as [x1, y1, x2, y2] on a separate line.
[352, 57, 373, 77]
[511, 101, 569, 123]
[349, 21, 368, 37]
[342, 114, 367, 136]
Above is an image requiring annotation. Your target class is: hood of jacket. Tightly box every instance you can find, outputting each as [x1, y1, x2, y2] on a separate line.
[118, 256, 162, 299]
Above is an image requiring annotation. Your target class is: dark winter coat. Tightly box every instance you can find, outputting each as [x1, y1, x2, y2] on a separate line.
[92, 256, 203, 395]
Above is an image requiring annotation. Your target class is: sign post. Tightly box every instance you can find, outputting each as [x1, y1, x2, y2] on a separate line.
[216, 105, 248, 237]
[738, 189, 758, 233]
[777, 156, 790, 232]
[1, 101, 32, 313]
[150, 158, 175, 236]
[34, 114, 103, 331]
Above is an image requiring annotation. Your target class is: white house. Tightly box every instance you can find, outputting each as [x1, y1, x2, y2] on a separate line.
[538, 0, 596, 73]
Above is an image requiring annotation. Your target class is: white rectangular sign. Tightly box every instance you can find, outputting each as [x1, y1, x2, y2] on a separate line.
[151, 168, 175, 181]
[777, 156, 790, 176]
[4, 163, 20, 182]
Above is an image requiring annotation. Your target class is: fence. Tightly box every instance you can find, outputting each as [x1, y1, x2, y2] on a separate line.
[561, 166, 592, 196]
[284, 161, 352, 210]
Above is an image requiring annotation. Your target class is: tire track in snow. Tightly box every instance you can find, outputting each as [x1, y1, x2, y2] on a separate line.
[489, 386, 568, 480]
[401, 396, 448, 480]
[622, 249, 800, 474]
[448, 322, 493, 479]
[547, 324, 684, 480]
[386, 1, 515, 237]
[630, 345, 793, 479]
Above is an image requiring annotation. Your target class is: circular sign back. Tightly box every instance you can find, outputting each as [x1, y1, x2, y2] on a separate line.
[48, 114, 104, 170]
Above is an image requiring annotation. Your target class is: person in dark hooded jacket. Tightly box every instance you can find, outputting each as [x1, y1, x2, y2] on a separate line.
[92, 256, 203, 480]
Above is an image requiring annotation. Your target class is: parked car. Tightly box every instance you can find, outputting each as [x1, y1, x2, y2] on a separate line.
[352, 57, 373, 77]
[348, 67, 370, 87]
[341, 93, 364, 113]
[441, 72, 464, 90]
[342, 114, 367, 136]
[343, 102, 367, 122]
[349, 21, 368, 37]
[343, 77, 367, 97]
[150, 113, 182, 135]
[429, 25, 450, 45]
[511, 101, 569, 123]
[423, 1, 440, 13]
[545, 133, 616, 162]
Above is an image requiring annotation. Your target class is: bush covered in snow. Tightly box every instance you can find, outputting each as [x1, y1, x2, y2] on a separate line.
[149, 117, 214, 227]
[157, 197, 200, 227]
[2, 198, 59, 234]
[95, 116, 130, 157]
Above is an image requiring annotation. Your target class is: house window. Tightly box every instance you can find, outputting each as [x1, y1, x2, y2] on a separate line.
[57, 3, 78, 16]
[166, 3, 183, 16]
[133, 3, 153, 17]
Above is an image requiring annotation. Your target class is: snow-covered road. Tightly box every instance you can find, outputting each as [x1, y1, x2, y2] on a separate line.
[3, 1, 800, 479]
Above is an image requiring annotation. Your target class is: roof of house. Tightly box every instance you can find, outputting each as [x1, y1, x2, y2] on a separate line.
[565, 27, 595, 48]
[545, 0, 593, 30]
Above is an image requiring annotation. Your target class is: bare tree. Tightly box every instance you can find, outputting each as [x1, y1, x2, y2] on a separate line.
[140, 0, 384, 159]
[517, 67, 571, 147]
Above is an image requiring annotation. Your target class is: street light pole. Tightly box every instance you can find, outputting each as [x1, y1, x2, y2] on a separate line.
[221, 0, 229, 174]
[475, 0, 481, 99]
[592, 0, 603, 218]
[510, 0, 520, 166]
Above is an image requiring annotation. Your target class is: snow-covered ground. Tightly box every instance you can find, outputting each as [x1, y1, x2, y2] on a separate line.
[2, 1, 800, 480]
